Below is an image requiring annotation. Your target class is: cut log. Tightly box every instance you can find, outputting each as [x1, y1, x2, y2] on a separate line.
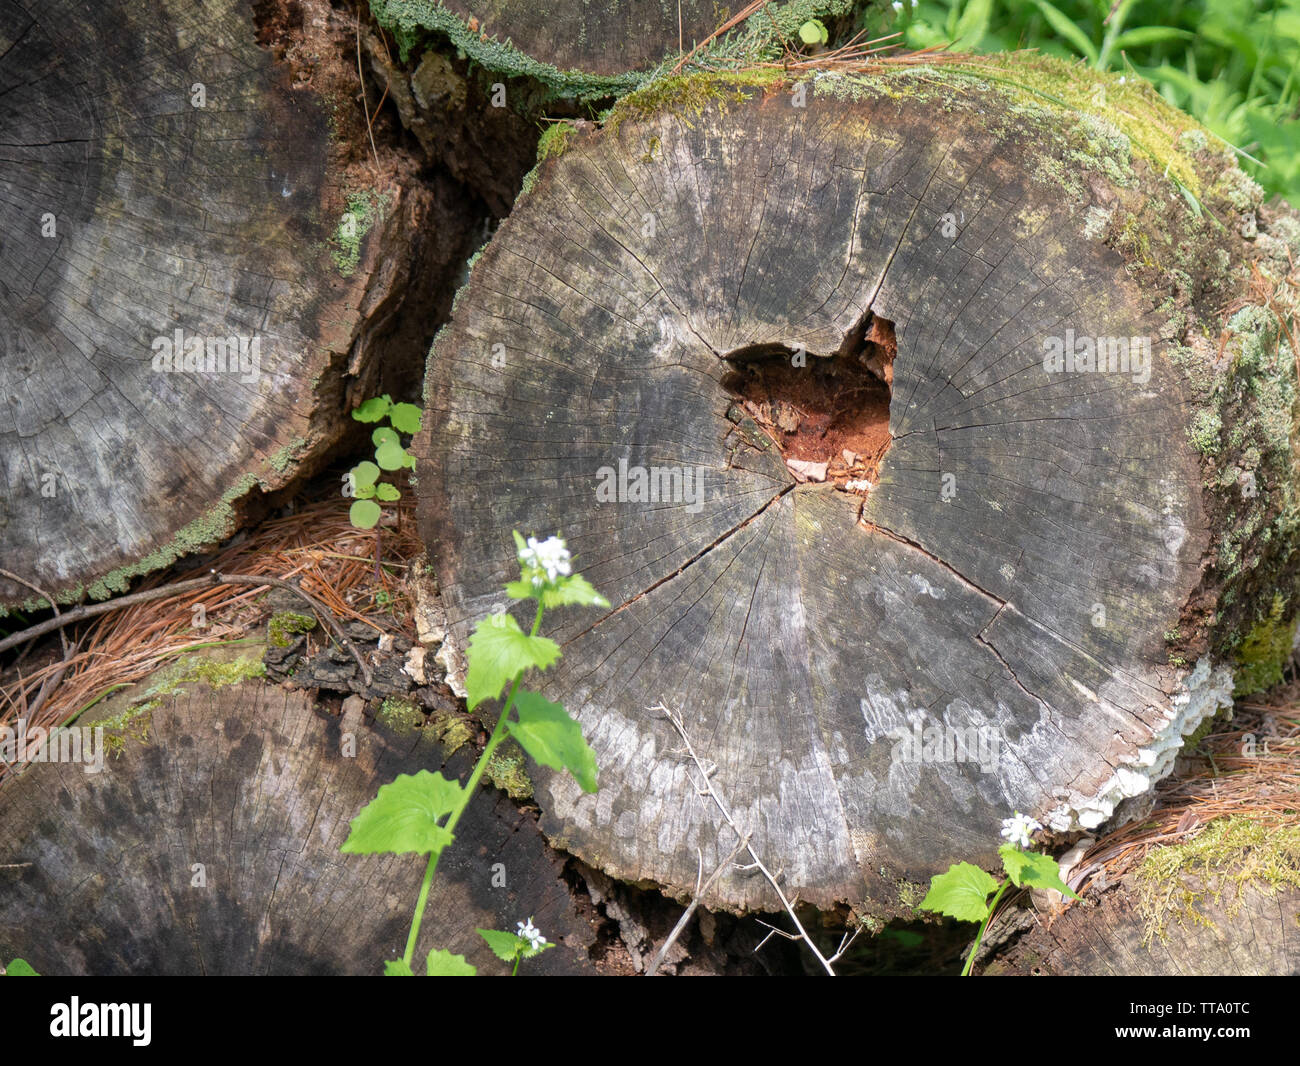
[0, 0, 431, 611]
[0, 651, 598, 975]
[985, 820, 1300, 976]
[416, 58, 1300, 915]
[369, 0, 857, 90]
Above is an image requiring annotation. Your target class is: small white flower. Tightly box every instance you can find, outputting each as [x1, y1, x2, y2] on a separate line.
[1000, 811, 1043, 849]
[891, 1, 902, 10]
[516, 918, 547, 950]
[518, 535, 572, 587]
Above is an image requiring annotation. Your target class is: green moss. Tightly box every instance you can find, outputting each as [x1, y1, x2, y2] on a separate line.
[331, 191, 388, 277]
[894, 877, 927, 910]
[536, 120, 574, 162]
[98, 702, 156, 758]
[1233, 594, 1297, 696]
[93, 649, 266, 757]
[1189, 407, 1223, 456]
[57, 473, 264, 609]
[427, 708, 474, 755]
[377, 696, 426, 734]
[266, 437, 308, 475]
[485, 740, 532, 799]
[519, 120, 579, 196]
[267, 610, 317, 648]
[1136, 816, 1300, 946]
[603, 69, 783, 138]
[369, 0, 851, 102]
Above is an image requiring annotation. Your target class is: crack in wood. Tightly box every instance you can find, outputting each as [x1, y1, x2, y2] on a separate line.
[561, 483, 795, 648]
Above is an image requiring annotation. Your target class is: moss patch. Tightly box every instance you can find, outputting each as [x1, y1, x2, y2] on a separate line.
[427, 707, 474, 755]
[331, 190, 388, 277]
[1136, 816, 1300, 946]
[485, 740, 532, 799]
[369, 0, 853, 101]
[1233, 594, 1297, 696]
[92, 647, 266, 757]
[268, 610, 317, 648]
[377, 696, 425, 734]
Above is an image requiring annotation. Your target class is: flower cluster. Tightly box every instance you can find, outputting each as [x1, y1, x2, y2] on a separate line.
[516, 918, 547, 951]
[518, 534, 572, 588]
[1000, 811, 1043, 849]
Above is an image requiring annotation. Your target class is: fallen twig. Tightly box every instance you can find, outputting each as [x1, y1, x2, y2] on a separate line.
[648, 700, 841, 975]
[0, 571, 371, 685]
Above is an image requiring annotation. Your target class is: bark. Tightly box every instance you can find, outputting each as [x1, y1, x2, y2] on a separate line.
[415, 59, 1300, 914]
[986, 875, 1300, 976]
[0, 0, 432, 611]
[0, 661, 598, 975]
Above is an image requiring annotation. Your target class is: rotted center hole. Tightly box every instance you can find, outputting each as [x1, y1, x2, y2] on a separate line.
[722, 313, 895, 495]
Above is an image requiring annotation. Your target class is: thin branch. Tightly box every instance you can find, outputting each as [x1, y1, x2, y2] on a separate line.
[0, 571, 371, 685]
[356, 2, 380, 170]
[645, 833, 750, 976]
[0, 568, 70, 658]
[648, 702, 839, 976]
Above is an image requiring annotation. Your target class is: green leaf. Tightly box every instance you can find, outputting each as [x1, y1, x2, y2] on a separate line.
[384, 958, 414, 976]
[351, 461, 380, 489]
[506, 690, 598, 793]
[1028, 0, 1099, 62]
[426, 949, 477, 976]
[798, 19, 827, 45]
[3, 958, 38, 976]
[375, 439, 408, 471]
[952, 0, 993, 49]
[372, 426, 399, 449]
[919, 862, 999, 923]
[352, 395, 392, 423]
[341, 770, 464, 856]
[389, 403, 423, 434]
[375, 483, 401, 502]
[403, 450, 416, 470]
[506, 572, 609, 609]
[350, 499, 381, 529]
[464, 612, 561, 710]
[541, 573, 610, 609]
[1109, 26, 1193, 50]
[477, 928, 525, 963]
[998, 845, 1080, 899]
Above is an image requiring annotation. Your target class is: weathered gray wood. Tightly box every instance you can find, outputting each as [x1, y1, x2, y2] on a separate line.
[987, 874, 1300, 976]
[416, 63, 1300, 914]
[0, 0, 420, 610]
[0, 664, 597, 975]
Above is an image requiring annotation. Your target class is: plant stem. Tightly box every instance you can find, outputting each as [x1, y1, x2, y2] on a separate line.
[961, 879, 1010, 977]
[400, 601, 546, 968]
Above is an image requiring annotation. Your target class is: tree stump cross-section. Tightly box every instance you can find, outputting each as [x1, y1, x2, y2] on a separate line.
[417, 69, 1299, 913]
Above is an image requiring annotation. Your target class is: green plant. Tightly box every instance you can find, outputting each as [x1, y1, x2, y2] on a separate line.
[878, 0, 1300, 207]
[340, 531, 608, 975]
[347, 394, 420, 530]
[919, 812, 1079, 975]
[799, 18, 830, 45]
